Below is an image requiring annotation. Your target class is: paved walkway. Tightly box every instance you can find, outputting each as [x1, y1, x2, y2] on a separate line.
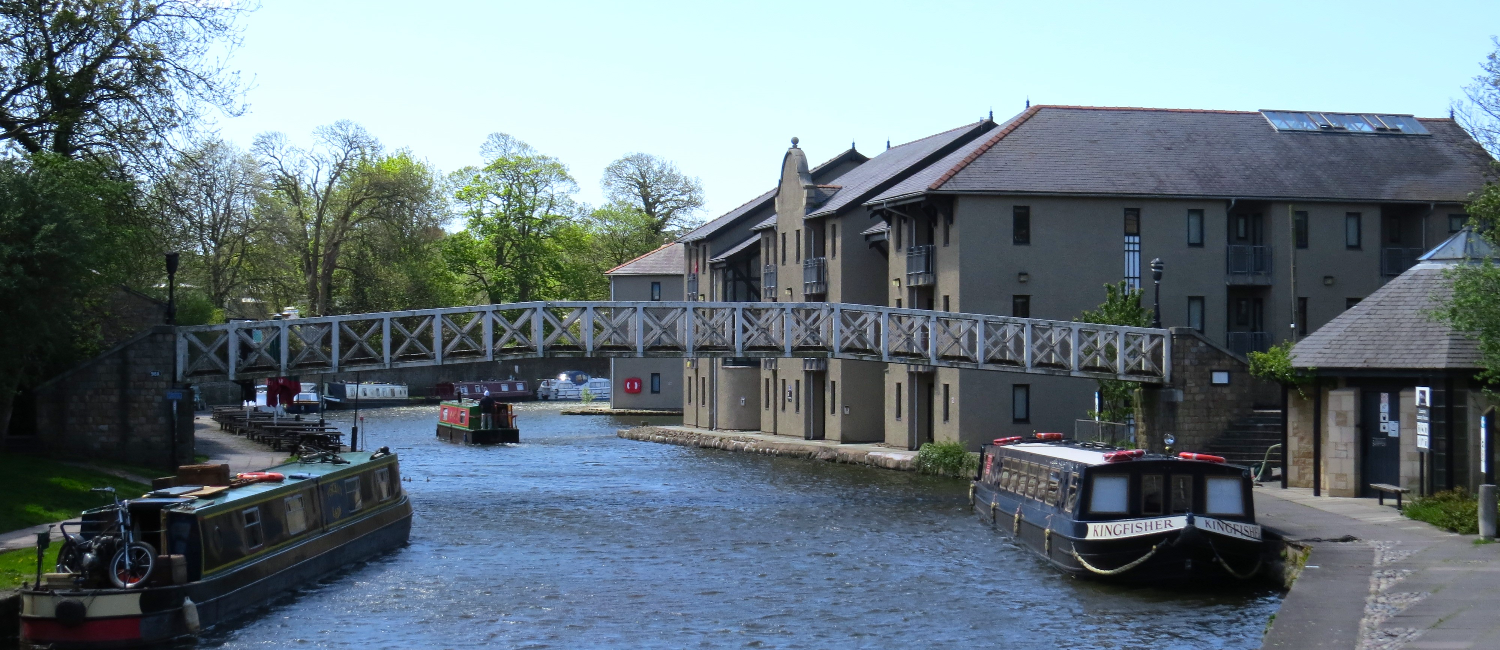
[620, 425, 918, 470]
[0, 414, 285, 553]
[1257, 486, 1500, 650]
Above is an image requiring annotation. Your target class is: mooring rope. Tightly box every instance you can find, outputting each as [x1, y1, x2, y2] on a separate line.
[1207, 537, 1263, 580]
[968, 483, 976, 507]
[1072, 541, 1164, 576]
[1013, 505, 1023, 536]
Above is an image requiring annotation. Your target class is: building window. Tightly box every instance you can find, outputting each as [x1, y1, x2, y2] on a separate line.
[764, 378, 770, 409]
[942, 383, 950, 422]
[781, 232, 787, 264]
[895, 217, 903, 250]
[687, 378, 692, 404]
[781, 379, 787, 411]
[1386, 217, 1401, 245]
[1345, 213, 1362, 249]
[1450, 214, 1469, 233]
[1346, 297, 1362, 310]
[943, 295, 950, 312]
[650, 282, 661, 301]
[1294, 211, 1308, 249]
[831, 223, 838, 258]
[242, 507, 264, 550]
[944, 212, 952, 247]
[830, 380, 837, 414]
[1013, 206, 1030, 245]
[1186, 209, 1204, 247]
[1188, 296, 1204, 333]
[895, 382, 903, 420]
[895, 298, 901, 309]
[1124, 208, 1141, 290]
[1296, 297, 1308, 337]
[794, 379, 801, 413]
[1012, 384, 1030, 423]
[795, 230, 801, 263]
[700, 378, 706, 406]
[650, 373, 661, 394]
[1013, 295, 1031, 318]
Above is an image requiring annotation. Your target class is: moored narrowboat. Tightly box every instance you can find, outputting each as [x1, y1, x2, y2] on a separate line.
[436, 379, 534, 402]
[436, 400, 520, 444]
[20, 450, 412, 648]
[971, 435, 1262, 582]
[322, 382, 409, 409]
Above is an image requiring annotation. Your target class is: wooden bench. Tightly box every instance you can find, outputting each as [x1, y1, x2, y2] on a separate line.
[1370, 483, 1411, 510]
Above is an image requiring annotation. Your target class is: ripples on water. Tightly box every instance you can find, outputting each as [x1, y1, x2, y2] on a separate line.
[196, 402, 1280, 649]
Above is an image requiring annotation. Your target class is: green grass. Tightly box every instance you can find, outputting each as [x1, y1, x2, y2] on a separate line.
[0, 454, 149, 533]
[0, 544, 61, 590]
[1404, 489, 1480, 535]
[915, 441, 980, 479]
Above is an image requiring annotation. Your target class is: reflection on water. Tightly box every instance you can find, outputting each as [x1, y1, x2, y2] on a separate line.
[197, 402, 1279, 649]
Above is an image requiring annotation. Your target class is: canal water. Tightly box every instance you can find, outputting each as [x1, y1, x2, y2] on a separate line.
[197, 403, 1280, 649]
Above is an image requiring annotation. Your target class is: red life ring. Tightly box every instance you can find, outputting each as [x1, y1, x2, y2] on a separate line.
[1103, 449, 1145, 462]
[1177, 452, 1226, 463]
[992, 436, 1023, 446]
[1034, 432, 1064, 441]
[236, 472, 286, 483]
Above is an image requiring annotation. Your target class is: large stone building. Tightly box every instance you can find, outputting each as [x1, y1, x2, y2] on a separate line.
[606, 243, 684, 410]
[680, 105, 1493, 451]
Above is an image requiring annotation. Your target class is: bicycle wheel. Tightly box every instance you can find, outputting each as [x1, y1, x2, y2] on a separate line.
[54, 539, 83, 574]
[108, 541, 157, 588]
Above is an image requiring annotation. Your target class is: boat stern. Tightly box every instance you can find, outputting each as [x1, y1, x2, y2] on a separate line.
[20, 588, 185, 648]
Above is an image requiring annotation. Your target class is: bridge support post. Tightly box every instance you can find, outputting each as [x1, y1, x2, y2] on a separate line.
[483, 309, 494, 361]
[382, 317, 391, 368]
[583, 306, 594, 355]
[733, 305, 744, 357]
[279, 321, 289, 376]
[332, 322, 341, 372]
[533, 307, 545, 358]
[434, 314, 443, 366]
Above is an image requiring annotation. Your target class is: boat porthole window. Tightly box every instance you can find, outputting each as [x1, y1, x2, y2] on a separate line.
[374, 468, 392, 501]
[213, 525, 224, 552]
[1044, 470, 1061, 506]
[1089, 475, 1129, 514]
[1205, 476, 1245, 516]
[999, 460, 1013, 491]
[1026, 464, 1042, 500]
[1170, 475, 1194, 515]
[1141, 475, 1164, 515]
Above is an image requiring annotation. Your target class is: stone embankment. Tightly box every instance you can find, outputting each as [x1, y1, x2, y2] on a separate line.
[618, 426, 915, 471]
[563, 407, 683, 416]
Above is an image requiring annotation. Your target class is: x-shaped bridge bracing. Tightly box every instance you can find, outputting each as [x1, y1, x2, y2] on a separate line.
[175, 301, 1171, 384]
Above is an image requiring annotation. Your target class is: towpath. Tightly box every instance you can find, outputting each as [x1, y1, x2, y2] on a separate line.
[1257, 485, 1500, 650]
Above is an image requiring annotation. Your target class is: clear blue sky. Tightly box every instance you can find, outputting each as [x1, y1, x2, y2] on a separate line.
[214, 0, 1500, 220]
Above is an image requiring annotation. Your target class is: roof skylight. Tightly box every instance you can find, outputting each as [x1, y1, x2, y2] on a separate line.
[1262, 110, 1429, 135]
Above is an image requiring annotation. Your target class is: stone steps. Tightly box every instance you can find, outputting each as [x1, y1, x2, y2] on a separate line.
[1206, 409, 1284, 467]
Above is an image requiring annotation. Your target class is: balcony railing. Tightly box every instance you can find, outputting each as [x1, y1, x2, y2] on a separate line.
[1382, 247, 1425, 276]
[1225, 331, 1270, 357]
[803, 257, 827, 296]
[686, 273, 699, 300]
[1226, 245, 1272, 284]
[906, 245, 934, 286]
[761, 264, 777, 300]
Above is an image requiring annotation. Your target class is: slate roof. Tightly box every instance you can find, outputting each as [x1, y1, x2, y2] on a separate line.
[870, 105, 1493, 205]
[679, 148, 868, 243]
[709, 234, 758, 264]
[605, 242, 685, 276]
[750, 214, 777, 231]
[806, 120, 993, 218]
[1291, 229, 1498, 371]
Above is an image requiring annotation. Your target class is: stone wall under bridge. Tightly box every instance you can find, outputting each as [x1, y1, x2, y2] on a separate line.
[1135, 327, 1281, 456]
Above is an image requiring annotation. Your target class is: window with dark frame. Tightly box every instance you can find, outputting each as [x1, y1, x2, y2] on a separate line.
[1386, 217, 1401, 245]
[1124, 208, 1141, 289]
[1186, 209, 1204, 247]
[942, 383, 950, 422]
[794, 379, 801, 413]
[1013, 206, 1030, 245]
[764, 378, 770, 409]
[831, 223, 838, 258]
[650, 373, 661, 394]
[781, 232, 787, 264]
[944, 212, 952, 246]
[895, 383, 902, 420]
[943, 295, 950, 312]
[1297, 297, 1308, 337]
[651, 282, 661, 301]
[1345, 213, 1362, 249]
[830, 380, 836, 414]
[1012, 384, 1030, 423]
[781, 379, 787, 411]
[700, 377, 706, 406]
[1450, 214, 1469, 233]
[895, 217, 903, 250]
[795, 230, 801, 263]
[1188, 296, 1205, 333]
[1013, 295, 1031, 319]
[242, 507, 264, 549]
[1294, 211, 1308, 248]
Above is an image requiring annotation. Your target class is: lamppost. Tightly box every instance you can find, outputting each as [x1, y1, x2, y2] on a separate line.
[165, 252, 180, 325]
[1150, 258, 1164, 329]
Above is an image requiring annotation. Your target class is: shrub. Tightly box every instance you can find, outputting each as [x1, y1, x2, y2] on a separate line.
[915, 441, 979, 479]
[1404, 488, 1479, 535]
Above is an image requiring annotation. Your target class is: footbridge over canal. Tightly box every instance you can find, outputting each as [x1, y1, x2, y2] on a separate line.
[175, 301, 1171, 384]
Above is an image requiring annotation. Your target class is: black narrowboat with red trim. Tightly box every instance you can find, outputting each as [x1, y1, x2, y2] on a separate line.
[971, 434, 1263, 582]
[19, 450, 412, 648]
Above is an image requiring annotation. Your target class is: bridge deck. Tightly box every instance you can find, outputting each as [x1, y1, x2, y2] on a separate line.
[175, 301, 1170, 383]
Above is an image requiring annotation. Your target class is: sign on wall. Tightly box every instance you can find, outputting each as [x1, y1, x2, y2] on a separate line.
[623, 377, 643, 394]
[1415, 386, 1431, 452]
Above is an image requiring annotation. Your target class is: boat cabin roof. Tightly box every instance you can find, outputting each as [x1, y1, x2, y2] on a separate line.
[152, 452, 394, 516]
[989, 441, 1245, 471]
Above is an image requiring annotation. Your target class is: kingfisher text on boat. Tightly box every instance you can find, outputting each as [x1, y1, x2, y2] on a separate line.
[20, 449, 412, 648]
[971, 435, 1263, 582]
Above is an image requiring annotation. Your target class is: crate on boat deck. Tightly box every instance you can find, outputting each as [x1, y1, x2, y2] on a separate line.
[175, 463, 230, 487]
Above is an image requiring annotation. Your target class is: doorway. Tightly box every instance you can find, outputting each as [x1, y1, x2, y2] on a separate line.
[906, 372, 935, 450]
[805, 372, 825, 440]
[1360, 389, 1402, 496]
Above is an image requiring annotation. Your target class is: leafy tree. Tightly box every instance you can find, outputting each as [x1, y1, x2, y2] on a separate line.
[1437, 181, 1500, 389]
[601, 152, 704, 238]
[447, 133, 580, 303]
[0, 154, 146, 436]
[1248, 341, 1316, 397]
[0, 0, 249, 163]
[588, 202, 667, 268]
[336, 154, 458, 313]
[150, 138, 262, 309]
[1078, 281, 1150, 423]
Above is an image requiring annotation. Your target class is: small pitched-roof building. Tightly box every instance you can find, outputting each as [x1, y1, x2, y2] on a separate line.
[606, 243, 685, 410]
[1287, 229, 1498, 497]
